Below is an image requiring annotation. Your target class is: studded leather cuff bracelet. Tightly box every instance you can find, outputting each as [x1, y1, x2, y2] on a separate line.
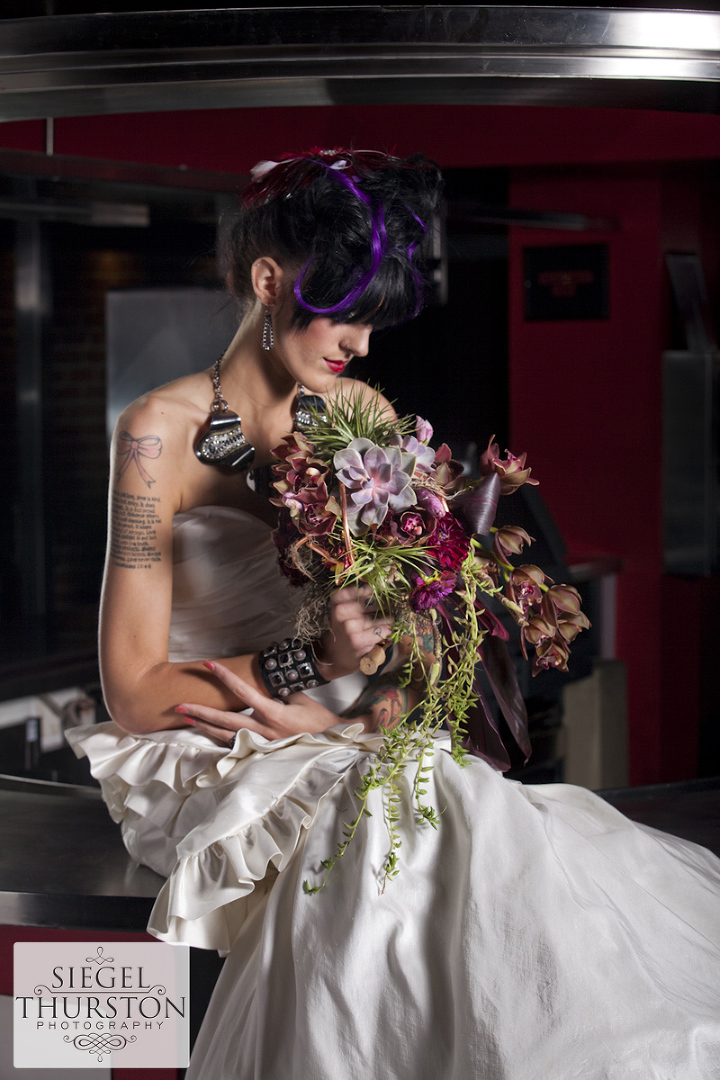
[258, 638, 329, 700]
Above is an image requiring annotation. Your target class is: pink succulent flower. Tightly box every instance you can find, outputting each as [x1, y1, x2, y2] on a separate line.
[389, 431, 436, 474]
[334, 438, 417, 534]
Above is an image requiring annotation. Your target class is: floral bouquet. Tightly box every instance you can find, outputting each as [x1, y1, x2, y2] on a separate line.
[270, 390, 589, 888]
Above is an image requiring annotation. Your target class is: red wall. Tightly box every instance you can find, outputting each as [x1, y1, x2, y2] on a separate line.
[0, 119, 44, 152]
[508, 165, 720, 785]
[5, 104, 720, 172]
[508, 169, 666, 784]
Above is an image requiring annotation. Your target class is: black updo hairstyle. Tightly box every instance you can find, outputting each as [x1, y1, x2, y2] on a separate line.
[221, 148, 443, 330]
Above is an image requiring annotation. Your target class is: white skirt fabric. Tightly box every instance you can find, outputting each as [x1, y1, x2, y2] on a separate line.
[69, 718, 720, 1080]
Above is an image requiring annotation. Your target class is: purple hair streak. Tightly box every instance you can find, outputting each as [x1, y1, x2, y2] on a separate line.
[291, 157, 426, 319]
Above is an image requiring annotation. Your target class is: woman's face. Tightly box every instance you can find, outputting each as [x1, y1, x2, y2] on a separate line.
[274, 311, 373, 393]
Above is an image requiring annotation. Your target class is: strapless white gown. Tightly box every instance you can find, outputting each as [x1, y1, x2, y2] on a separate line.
[69, 507, 720, 1079]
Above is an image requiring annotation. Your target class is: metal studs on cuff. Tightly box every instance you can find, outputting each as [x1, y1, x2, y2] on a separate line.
[258, 638, 328, 699]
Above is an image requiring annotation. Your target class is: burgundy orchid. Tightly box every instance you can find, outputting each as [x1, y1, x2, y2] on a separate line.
[430, 443, 465, 491]
[493, 525, 534, 561]
[506, 564, 546, 614]
[532, 636, 571, 675]
[282, 481, 337, 537]
[480, 436, 539, 496]
[272, 430, 329, 495]
[377, 506, 438, 547]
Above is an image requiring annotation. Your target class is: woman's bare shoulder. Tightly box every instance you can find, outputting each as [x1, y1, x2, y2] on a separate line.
[116, 370, 211, 441]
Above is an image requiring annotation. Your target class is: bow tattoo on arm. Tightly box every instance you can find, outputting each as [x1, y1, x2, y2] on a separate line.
[116, 431, 163, 488]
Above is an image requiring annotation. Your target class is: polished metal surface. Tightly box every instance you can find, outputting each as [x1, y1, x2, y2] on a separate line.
[0, 197, 149, 226]
[2, 7, 720, 120]
[0, 147, 242, 193]
[0, 775, 163, 930]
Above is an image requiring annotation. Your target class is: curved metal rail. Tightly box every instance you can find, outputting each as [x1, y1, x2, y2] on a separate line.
[1, 6, 720, 120]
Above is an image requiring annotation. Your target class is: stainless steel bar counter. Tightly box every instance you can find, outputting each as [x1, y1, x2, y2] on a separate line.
[0, 774, 163, 930]
[1, 772, 719, 932]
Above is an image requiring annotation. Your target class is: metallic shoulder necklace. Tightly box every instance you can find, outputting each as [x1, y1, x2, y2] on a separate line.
[194, 357, 326, 472]
[194, 358, 255, 471]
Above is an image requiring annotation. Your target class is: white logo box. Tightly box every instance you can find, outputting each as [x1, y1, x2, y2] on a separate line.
[14, 941, 189, 1069]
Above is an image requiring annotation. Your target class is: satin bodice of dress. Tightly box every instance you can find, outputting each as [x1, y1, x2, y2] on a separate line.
[168, 505, 298, 662]
[167, 504, 365, 714]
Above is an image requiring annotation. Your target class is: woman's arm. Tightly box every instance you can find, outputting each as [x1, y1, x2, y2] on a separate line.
[100, 396, 390, 736]
[99, 395, 247, 734]
[180, 621, 436, 742]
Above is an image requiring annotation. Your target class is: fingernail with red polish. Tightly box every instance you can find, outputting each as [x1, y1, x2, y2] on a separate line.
[175, 705, 188, 714]
[203, 660, 216, 672]
[184, 717, 196, 726]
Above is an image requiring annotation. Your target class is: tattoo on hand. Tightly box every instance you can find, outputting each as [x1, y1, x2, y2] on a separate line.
[344, 679, 410, 730]
[415, 615, 437, 662]
[115, 431, 162, 488]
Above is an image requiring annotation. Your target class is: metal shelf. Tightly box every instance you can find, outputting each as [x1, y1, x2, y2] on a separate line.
[2, 7, 720, 121]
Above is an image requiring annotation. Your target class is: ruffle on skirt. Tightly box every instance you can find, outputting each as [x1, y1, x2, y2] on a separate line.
[67, 720, 385, 952]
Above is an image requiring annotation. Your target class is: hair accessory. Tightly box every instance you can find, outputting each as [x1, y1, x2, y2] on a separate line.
[262, 307, 274, 351]
[258, 638, 329, 699]
[194, 358, 255, 471]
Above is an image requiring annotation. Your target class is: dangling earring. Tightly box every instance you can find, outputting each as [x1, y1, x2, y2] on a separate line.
[262, 307, 274, 351]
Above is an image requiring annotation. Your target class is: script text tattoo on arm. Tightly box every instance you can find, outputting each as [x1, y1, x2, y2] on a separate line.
[110, 491, 163, 570]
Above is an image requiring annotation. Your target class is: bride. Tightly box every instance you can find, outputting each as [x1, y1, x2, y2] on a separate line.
[70, 149, 720, 1079]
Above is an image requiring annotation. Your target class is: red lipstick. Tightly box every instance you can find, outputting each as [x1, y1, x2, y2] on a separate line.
[324, 359, 346, 373]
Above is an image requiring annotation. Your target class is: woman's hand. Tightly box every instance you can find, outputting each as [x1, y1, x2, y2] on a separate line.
[316, 586, 393, 680]
[175, 660, 343, 744]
